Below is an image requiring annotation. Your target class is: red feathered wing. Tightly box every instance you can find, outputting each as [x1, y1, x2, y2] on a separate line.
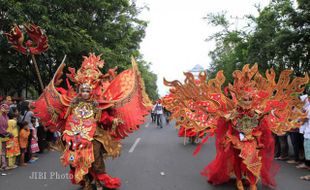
[32, 63, 74, 132]
[101, 58, 151, 139]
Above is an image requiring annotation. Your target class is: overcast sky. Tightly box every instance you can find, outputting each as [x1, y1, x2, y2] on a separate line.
[136, 0, 271, 97]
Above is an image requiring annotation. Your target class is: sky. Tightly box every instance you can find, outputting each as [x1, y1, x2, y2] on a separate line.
[136, 0, 271, 97]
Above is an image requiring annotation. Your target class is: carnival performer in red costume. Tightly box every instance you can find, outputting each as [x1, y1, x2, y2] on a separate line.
[163, 64, 308, 190]
[5, 24, 151, 190]
[32, 54, 151, 190]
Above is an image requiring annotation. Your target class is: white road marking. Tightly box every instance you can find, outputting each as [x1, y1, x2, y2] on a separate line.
[145, 122, 151, 128]
[129, 138, 141, 153]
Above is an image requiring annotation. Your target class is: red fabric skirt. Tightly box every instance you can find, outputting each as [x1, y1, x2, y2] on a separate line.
[201, 118, 279, 188]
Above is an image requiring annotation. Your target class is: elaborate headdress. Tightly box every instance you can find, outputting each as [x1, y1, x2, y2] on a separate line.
[67, 53, 104, 91]
[227, 64, 259, 108]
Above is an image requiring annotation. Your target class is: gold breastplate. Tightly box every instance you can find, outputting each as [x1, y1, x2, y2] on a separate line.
[73, 102, 95, 119]
[234, 114, 259, 136]
[63, 101, 97, 142]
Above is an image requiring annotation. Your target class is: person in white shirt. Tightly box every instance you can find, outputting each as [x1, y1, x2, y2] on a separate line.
[154, 101, 163, 128]
[299, 94, 310, 180]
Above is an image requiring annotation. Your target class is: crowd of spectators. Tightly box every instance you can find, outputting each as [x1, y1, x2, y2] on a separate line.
[274, 94, 310, 181]
[0, 96, 58, 175]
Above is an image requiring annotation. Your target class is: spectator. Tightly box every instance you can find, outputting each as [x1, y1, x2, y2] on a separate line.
[274, 133, 289, 160]
[29, 116, 40, 162]
[164, 107, 171, 124]
[9, 100, 17, 111]
[36, 120, 48, 153]
[154, 101, 163, 128]
[45, 130, 55, 151]
[151, 103, 156, 123]
[6, 108, 20, 169]
[4, 96, 12, 106]
[299, 94, 310, 180]
[19, 101, 39, 162]
[19, 121, 30, 166]
[287, 128, 304, 164]
[0, 104, 11, 170]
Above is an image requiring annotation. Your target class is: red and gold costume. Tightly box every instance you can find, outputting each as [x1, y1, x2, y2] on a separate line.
[33, 54, 151, 190]
[162, 85, 206, 144]
[163, 64, 308, 189]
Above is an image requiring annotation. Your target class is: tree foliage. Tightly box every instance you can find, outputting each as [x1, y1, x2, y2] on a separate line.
[0, 0, 158, 99]
[206, 0, 310, 91]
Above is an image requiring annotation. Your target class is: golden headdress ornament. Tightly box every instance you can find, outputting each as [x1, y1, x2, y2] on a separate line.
[67, 53, 104, 90]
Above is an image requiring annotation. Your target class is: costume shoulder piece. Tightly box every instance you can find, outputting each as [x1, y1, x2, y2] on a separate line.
[32, 63, 74, 132]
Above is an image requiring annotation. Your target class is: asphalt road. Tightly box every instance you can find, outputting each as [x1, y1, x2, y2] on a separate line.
[0, 117, 309, 190]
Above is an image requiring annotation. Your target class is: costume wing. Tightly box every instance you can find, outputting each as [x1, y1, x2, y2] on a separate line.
[254, 69, 309, 134]
[32, 63, 75, 132]
[163, 71, 232, 135]
[101, 58, 151, 139]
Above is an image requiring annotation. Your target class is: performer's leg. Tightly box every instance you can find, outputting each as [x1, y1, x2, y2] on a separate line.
[82, 174, 93, 190]
[233, 149, 244, 190]
[91, 140, 105, 190]
[92, 140, 106, 174]
[91, 140, 120, 189]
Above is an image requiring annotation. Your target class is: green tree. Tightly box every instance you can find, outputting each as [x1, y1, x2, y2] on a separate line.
[0, 0, 158, 99]
[137, 59, 159, 100]
[206, 0, 310, 91]
[205, 12, 249, 85]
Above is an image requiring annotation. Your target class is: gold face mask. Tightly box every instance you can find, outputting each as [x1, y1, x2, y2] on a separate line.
[238, 96, 253, 110]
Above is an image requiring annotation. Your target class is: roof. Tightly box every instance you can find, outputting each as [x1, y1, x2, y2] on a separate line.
[190, 64, 205, 72]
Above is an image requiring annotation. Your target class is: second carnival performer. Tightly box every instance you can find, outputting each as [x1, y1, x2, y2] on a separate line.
[32, 54, 151, 190]
[163, 64, 309, 190]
